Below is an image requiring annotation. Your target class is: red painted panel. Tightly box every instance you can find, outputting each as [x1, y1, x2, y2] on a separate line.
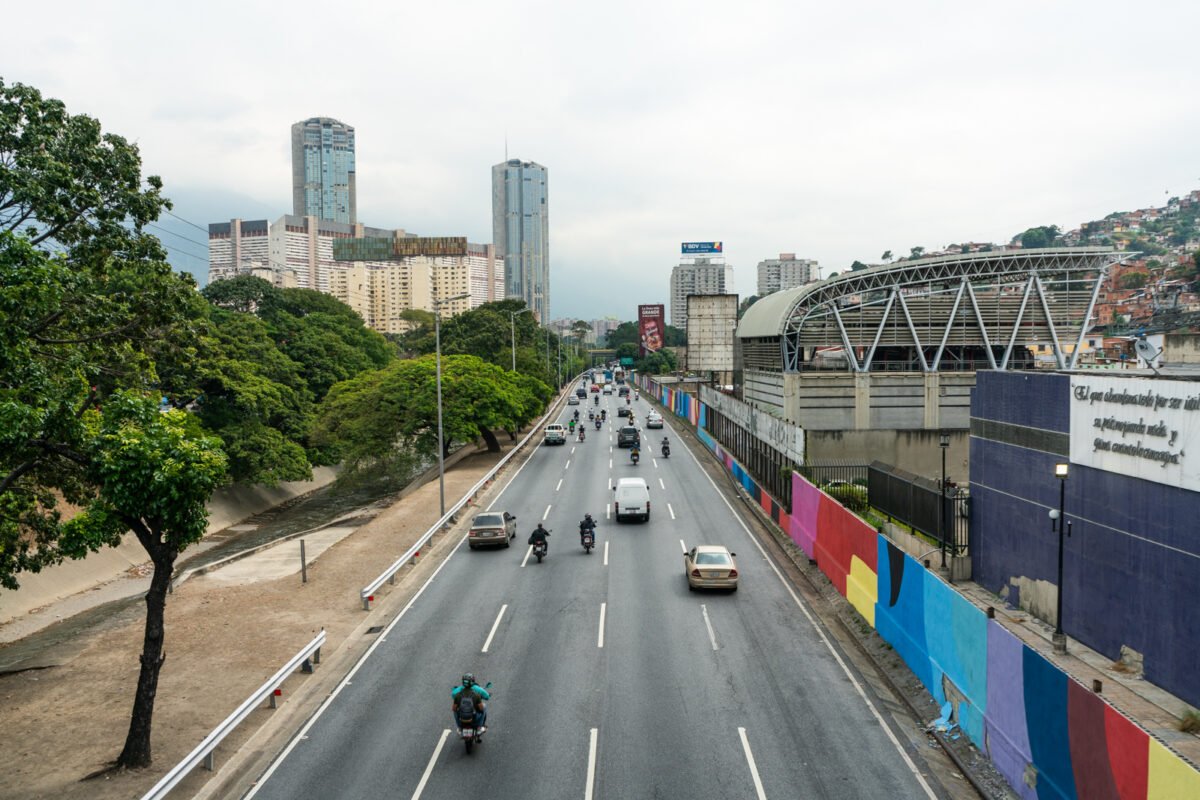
[1104, 703, 1149, 800]
[1068, 679, 1120, 800]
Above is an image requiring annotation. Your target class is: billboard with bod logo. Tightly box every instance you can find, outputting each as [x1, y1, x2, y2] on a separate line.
[638, 304, 665, 357]
[681, 242, 723, 254]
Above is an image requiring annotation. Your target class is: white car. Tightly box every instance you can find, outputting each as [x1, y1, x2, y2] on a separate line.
[568, 395, 580, 405]
[544, 424, 567, 445]
[646, 411, 663, 429]
[602, 385, 613, 395]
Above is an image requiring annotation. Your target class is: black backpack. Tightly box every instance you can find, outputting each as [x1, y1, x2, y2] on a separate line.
[457, 690, 477, 722]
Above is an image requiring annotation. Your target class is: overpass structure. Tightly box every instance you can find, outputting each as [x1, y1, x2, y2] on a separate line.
[733, 247, 1128, 465]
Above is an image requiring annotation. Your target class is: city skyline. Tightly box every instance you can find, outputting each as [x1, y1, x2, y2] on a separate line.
[291, 117, 356, 225]
[6, 2, 1200, 320]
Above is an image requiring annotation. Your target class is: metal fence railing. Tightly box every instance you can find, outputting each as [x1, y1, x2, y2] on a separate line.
[139, 630, 326, 800]
[867, 461, 969, 555]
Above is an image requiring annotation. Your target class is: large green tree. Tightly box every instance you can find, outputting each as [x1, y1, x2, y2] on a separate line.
[314, 354, 551, 468]
[0, 80, 225, 768]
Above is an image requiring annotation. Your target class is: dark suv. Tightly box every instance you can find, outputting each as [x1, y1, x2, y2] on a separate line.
[617, 426, 640, 448]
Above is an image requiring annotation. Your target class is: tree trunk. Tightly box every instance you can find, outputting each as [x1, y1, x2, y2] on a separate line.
[116, 533, 177, 769]
[478, 427, 501, 452]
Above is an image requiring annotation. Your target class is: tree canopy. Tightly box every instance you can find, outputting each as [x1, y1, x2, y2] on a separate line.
[1018, 225, 1060, 249]
[314, 354, 551, 468]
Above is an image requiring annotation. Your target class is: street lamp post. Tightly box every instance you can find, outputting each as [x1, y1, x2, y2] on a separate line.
[508, 308, 531, 371]
[939, 433, 950, 570]
[434, 292, 472, 518]
[1050, 462, 1070, 652]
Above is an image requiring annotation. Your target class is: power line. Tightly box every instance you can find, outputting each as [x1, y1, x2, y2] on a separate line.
[147, 222, 209, 251]
[164, 209, 211, 235]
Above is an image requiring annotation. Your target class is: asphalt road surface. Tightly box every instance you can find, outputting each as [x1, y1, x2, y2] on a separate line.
[245, 386, 942, 800]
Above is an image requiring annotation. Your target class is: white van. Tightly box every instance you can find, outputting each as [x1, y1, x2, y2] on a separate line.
[613, 477, 650, 523]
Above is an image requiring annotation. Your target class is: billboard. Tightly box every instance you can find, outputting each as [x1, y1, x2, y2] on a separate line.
[638, 304, 665, 357]
[334, 236, 468, 261]
[1069, 374, 1200, 493]
[686, 294, 738, 372]
[681, 241, 723, 255]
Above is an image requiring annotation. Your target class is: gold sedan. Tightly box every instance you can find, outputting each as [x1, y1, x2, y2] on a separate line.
[685, 545, 739, 591]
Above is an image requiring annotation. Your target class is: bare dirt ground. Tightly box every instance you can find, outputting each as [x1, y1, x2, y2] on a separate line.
[0, 445, 518, 800]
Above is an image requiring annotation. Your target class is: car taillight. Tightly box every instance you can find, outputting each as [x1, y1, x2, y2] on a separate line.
[647, 502, 651, 512]
[691, 569, 701, 577]
[728, 569, 738, 577]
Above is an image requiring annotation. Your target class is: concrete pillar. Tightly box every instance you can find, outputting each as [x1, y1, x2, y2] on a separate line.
[924, 372, 941, 429]
[854, 373, 871, 430]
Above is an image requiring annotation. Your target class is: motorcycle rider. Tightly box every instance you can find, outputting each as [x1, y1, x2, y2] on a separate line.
[630, 445, 641, 465]
[601, 409, 607, 421]
[573, 409, 580, 421]
[451, 673, 491, 732]
[529, 523, 551, 551]
[661, 436, 670, 457]
[594, 417, 602, 430]
[578, 427, 586, 441]
[579, 513, 597, 545]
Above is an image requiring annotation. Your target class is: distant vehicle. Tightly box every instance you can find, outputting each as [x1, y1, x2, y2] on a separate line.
[575, 387, 587, 398]
[613, 477, 650, 522]
[685, 545, 739, 591]
[568, 395, 580, 406]
[617, 406, 631, 417]
[590, 384, 600, 393]
[614, 366, 626, 383]
[646, 411, 663, 429]
[544, 424, 567, 445]
[602, 385, 613, 395]
[603, 369, 613, 382]
[616, 425, 640, 448]
[468, 512, 516, 549]
[618, 386, 630, 397]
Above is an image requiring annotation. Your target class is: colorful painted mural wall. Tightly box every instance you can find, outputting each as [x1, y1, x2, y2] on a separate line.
[637, 375, 1200, 800]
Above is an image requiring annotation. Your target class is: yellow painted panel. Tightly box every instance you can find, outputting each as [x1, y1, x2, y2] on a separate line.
[1147, 737, 1200, 799]
[846, 555, 878, 628]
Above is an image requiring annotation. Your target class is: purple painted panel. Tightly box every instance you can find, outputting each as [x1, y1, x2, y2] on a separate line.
[985, 622, 1036, 800]
[790, 473, 820, 558]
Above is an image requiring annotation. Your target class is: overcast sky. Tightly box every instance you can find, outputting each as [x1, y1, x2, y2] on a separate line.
[7, 1, 1199, 320]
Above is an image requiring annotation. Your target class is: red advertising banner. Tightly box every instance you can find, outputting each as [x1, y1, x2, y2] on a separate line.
[638, 304, 665, 357]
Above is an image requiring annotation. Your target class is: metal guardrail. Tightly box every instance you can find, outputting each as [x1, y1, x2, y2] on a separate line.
[359, 382, 578, 610]
[139, 630, 326, 800]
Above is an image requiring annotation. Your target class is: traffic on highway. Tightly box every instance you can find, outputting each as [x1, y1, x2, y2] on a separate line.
[245, 377, 940, 800]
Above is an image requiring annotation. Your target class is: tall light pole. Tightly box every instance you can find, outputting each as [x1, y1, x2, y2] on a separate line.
[939, 433, 950, 570]
[508, 308, 531, 371]
[1049, 462, 1070, 652]
[434, 291, 472, 517]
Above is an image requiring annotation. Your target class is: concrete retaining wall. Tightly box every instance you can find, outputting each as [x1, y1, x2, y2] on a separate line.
[0, 468, 338, 625]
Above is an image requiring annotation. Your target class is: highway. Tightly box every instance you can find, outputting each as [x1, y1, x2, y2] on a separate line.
[245, 385, 943, 800]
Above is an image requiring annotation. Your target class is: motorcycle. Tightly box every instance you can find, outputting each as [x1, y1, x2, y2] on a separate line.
[631, 449, 640, 466]
[533, 539, 549, 563]
[581, 530, 595, 554]
[594, 395, 599, 405]
[456, 681, 493, 754]
[662, 442, 670, 458]
[578, 428, 586, 442]
[594, 418, 602, 430]
[601, 410, 607, 421]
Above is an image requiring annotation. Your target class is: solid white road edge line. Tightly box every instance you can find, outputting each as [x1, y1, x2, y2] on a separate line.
[481, 604, 508, 653]
[543, 504, 552, 520]
[701, 604, 719, 651]
[603, 540, 609, 566]
[520, 544, 533, 568]
[597, 602, 606, 648]
[668, 503, 676, 520]
[738, 727, 768, 800]
[245, 535, 467, 798]
[678, 430, 938, 800]
[410, 729, 451, 800]
[584, 727, 599, 800]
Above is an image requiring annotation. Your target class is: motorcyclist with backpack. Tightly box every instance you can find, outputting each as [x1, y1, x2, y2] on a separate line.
[451, 674, 490, 733]
[579, 513, 597, 545]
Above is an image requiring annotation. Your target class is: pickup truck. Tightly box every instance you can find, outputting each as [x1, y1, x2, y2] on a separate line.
[544, 424, 567, 445]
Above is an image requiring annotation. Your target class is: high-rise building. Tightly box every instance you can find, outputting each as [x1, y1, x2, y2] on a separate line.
[757, 253, 818, 296]
[492, 159, 549, 324]
[208, 216, 497, 335]
[670, 257, 734, 329]
[291, 117, 356, 224]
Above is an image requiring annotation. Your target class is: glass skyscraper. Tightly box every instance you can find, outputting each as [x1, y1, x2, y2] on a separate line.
[491, 159, 549, 323]
[291, 117, 356, 224]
